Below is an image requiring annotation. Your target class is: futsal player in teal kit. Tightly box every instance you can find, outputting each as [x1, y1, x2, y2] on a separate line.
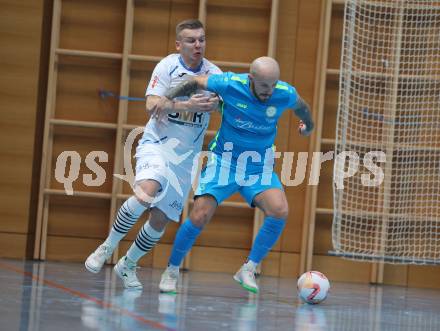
[155, 56, 314, 294]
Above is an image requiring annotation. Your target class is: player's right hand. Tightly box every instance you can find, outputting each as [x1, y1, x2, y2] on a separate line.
[207, 93, 220, 112]
[150, 96, 170, 122]
[298, 120, 314, 136]
[187, 93, 219, 112]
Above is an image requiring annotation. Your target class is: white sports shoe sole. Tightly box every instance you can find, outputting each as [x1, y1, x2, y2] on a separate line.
[233, 273, 259, 294]
[84, 261, 100, 274]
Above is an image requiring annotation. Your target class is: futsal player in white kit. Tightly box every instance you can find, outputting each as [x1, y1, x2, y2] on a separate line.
[84, 19, 221, 289]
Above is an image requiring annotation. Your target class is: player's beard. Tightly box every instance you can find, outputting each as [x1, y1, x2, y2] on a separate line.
[250, 79, 270, 102]
[250, 80, 262, 102]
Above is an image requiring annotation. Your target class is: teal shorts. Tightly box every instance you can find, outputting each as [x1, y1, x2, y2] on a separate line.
[195, 153, 283, 206]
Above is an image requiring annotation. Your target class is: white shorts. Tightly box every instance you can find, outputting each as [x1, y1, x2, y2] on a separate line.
[134, 143, 195, 222]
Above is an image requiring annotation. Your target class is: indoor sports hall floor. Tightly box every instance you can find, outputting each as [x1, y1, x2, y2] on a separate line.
[1, 258, 439, 331]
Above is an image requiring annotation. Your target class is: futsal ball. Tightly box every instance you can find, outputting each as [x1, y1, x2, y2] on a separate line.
[297, 271, 330, 304]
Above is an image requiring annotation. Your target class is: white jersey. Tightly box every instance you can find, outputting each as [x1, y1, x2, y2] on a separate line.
[142, 54, 222, 156]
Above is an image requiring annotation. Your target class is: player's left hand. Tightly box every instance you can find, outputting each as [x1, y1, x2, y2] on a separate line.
[298, 120, 314, 136]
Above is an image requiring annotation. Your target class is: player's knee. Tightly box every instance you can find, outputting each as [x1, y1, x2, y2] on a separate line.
[189, 207, 211, 228]
[266, 202, 289, 219]
[133, 180, 161, 207]
[188, 196, 217, 228]
[276, 207, 289, 220]
[133, 194, 151, 208]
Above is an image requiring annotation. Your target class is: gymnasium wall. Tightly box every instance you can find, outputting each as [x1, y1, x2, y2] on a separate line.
[0, 0, 48, 258]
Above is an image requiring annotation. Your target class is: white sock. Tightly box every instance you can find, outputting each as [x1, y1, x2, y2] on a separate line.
[168, 264, 179, 272]
[126, 221, 165, 263]
[104, 229, 125, 250]
[124, 255, 137, 267]
[245, 260, 258, 270]
[104, 197, 147, 250]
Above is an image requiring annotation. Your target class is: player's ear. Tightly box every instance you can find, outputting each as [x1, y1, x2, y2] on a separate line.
[175, 40, 181, 51]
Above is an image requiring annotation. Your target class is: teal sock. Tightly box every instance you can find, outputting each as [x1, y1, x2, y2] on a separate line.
[168, 218, 202, 267]
[248, 216, 285, 263]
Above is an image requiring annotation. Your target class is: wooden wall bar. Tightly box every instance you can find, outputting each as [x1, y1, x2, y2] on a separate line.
[281, 0, 322, 277]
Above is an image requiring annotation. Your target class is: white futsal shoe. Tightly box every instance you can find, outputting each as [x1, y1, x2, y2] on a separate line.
[114, 256, 143, 290]
[159, 267, 179, 294]
[233, 263, 259, 294]
[84, 244, 113, 273]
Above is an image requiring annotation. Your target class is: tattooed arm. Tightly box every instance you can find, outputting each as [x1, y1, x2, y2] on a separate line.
[148, 76, 216, 120]
[165, 75, 209, 99]
[294, 97, 314, 136]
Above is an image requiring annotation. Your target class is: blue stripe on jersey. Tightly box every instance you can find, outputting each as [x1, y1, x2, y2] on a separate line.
[169, 65, 179, 76]
[193, 124, 207, 143]
[143, 136, 168, 144]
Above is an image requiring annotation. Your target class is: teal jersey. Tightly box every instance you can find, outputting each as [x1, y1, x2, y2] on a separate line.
[207, 72, 299, 164]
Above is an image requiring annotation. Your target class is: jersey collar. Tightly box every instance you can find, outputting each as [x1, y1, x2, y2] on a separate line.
[179, 56, 204, 73]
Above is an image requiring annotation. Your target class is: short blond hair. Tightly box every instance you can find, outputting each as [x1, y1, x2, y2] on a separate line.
[176, 19, 204, 39]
